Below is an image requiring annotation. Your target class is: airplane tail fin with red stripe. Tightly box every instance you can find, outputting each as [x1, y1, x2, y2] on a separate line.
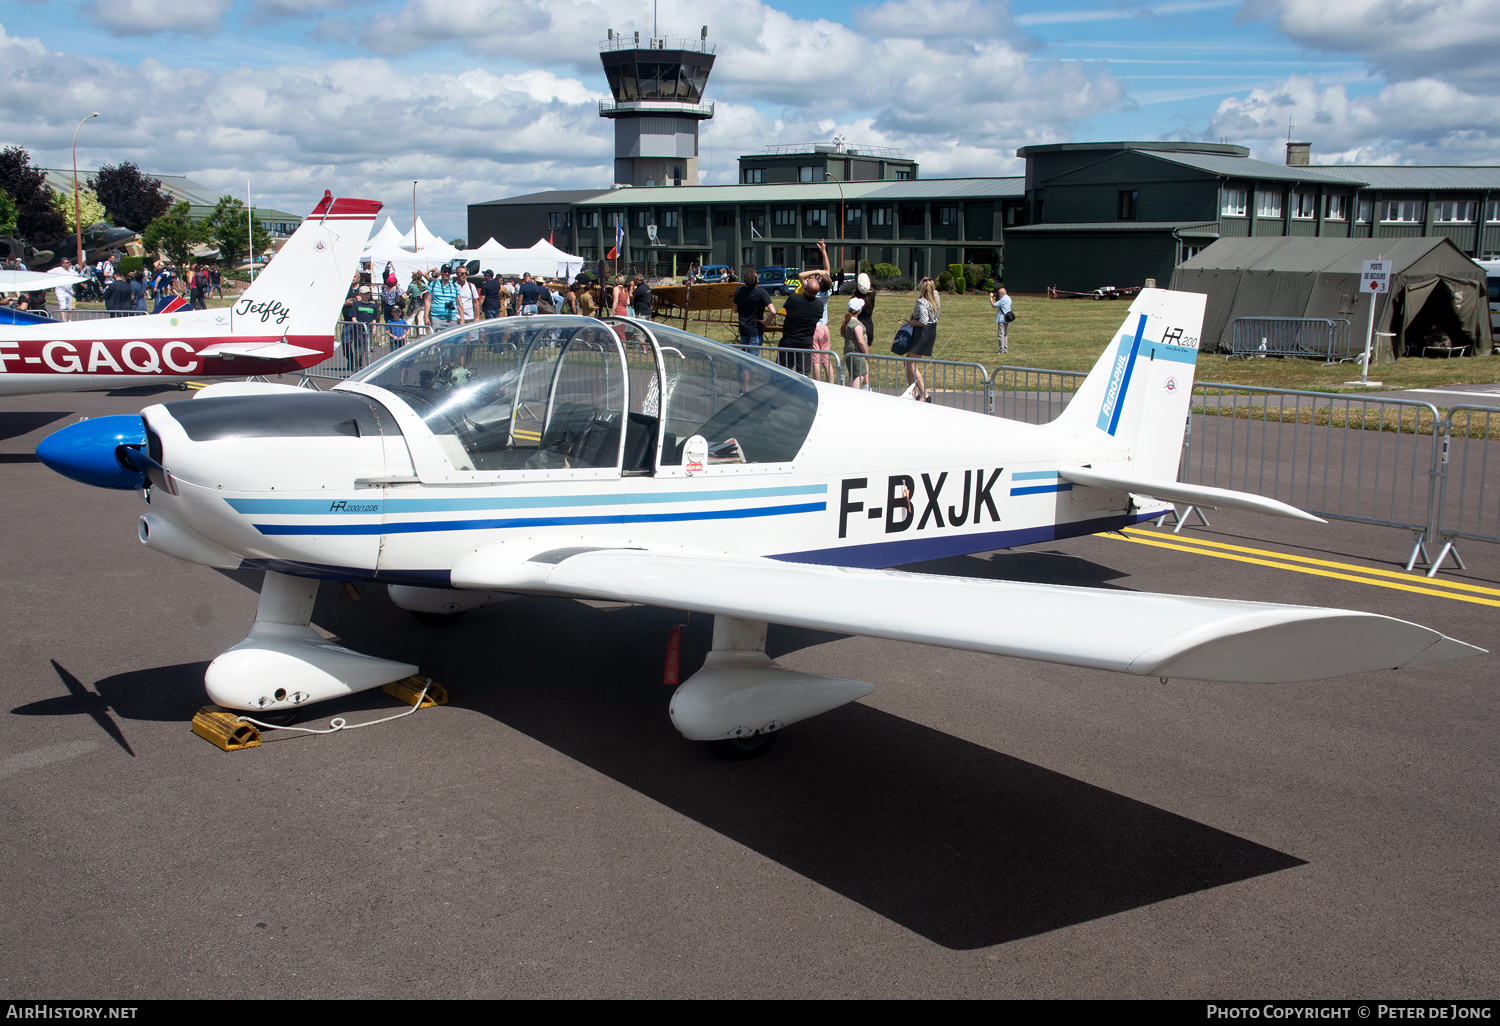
[229, 192, 381, 361]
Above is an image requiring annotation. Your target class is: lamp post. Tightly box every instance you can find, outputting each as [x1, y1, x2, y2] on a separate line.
[824, 172, 845, 275]
[72, 112, 99, 268]
[413, 181, 418, 248]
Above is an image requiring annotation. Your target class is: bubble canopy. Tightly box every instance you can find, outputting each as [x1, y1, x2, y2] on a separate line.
[344, 316, 818, 475]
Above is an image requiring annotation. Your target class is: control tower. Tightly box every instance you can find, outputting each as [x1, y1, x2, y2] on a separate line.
[598, 27, 716, 187]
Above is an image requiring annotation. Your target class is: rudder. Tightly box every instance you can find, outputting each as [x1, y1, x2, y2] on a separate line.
[1050, 288, 1206, 481]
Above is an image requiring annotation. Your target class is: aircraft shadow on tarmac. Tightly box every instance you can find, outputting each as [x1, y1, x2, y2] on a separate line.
[0, 411, 70, 442]
[18, 553, 1304, 950]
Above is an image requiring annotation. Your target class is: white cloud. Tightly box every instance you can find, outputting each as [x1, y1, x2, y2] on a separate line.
[856, 0, 1016, 37]
[1239, 0, 1500, 89]
[84, 0, 233, 37]
[0, 26, 612, 238]
[1210, 74, 1500, 165]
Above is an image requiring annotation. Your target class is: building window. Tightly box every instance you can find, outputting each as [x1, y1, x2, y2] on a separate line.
[771, 247, 786, 265]
[579, 246, 598, 261]
[1324, 194, 1347, 220]
[1180, 244, 1205, 263]
[1118, 190, 1139, 221]
[938, 206, 960, 226]
[715, 210, 735, 228]
[742, 247, 753, 267]
[1356, 198, 1372, 223]
[673, 166, 683, 185]
[900, 205, 925, 227]
[1433, 200, 1476, 223]
[659, 210, 678, 228]
[746, 213, 765, 236]
[1222, 189, 1248, 217]
[548, 211, 572, 230]
[1380, 199, 1424, 223]
[1488, 199, 1500, 223]
[684, 209, 705, 228]
[774, 208, 796, 227]
[634, 210, 650, 228]
[607, 211, 625, 228]
[894, 170, 911, 180]
[1256, 190, 1283, 218]
[1005, 205, 1023, 227]
[870, 207, 892, 226]
[743, 168, 764, 184]
[1292, 192, 1317, 219]
[630, 248, 645, 264]
[845, 207, 862, 227]
[799, 166, 819, 184]
[578, 211, 599, 229]
[804, 208, 827, 227]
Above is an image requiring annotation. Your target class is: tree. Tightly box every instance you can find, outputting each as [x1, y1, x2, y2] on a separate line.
[202, 195, 271, 269]
[142, 201, 207, 268]
[52, 187, 108, 233]
[0, 189, 16, 237]
[0, 146, 66, 243]
[90, 163, 169, 232]
[449, 238, 467, 248]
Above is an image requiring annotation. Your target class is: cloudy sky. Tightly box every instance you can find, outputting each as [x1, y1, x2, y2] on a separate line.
[3, 0, 1497, 241]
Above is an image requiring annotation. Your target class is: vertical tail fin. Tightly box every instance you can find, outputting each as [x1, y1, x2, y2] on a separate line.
[1050, 288, 1206, 481]
[231, 192, 381, 343]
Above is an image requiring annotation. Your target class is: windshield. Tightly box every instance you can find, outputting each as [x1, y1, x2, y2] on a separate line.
[347, 317, 627, 472]
[642, 321, 818, 466]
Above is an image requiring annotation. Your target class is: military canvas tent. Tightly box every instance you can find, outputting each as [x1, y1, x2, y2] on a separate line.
[1169, 237, 1488, 362]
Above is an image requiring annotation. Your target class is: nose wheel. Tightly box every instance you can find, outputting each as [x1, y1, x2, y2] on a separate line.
[410, 610, 467, 626]
[703, 732, 778, 761]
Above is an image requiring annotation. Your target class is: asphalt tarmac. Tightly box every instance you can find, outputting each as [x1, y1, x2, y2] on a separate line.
[1, 386, 1496, 999]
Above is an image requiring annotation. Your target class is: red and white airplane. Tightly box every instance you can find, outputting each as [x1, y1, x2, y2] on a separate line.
[0, 191, 380, 396]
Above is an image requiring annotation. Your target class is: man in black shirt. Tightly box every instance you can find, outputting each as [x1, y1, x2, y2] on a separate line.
[777, 274, 823, 376]
[479, 269, 503, 318]
[517, 273, 543, 314]
[631, 275, 653, 319]
[733, 269, 773, 350]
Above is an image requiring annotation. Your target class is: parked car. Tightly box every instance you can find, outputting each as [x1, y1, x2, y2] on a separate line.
[1091, 286, 1123, 300]
[696, 264, 731, 283]
[757, 266, 790, 295]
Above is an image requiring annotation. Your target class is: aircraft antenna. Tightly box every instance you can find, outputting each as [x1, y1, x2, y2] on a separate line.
[246, 178, 254, 282]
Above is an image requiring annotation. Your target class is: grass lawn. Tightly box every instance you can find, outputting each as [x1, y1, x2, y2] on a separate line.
[679, 290, 1500, 394]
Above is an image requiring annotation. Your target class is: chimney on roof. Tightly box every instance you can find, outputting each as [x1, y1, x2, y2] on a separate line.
[1286, 141, 1311, 166]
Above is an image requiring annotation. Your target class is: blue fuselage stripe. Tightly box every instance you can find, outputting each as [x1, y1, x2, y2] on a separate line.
[227, 483, 827, 516]
[252, 501, 827, 535]
[1009, 483, 1073, 496]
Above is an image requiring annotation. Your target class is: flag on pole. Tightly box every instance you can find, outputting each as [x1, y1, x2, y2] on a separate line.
[607, 222, 623, 260]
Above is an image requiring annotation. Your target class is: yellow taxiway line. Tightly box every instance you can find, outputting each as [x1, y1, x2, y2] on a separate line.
[1107, 527, 1500, 608]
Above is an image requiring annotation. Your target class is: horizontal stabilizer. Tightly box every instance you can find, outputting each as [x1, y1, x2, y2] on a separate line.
[449, 542, 1481, 683]
[1059, 467, 1324, 523]
[196, 341, 325, 361]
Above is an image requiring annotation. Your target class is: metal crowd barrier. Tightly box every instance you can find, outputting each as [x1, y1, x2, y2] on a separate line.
[305, 321, 437, 380]
[1181, 383, 1442, 567]
[1428, 405, 1500, 576]
[859, 353, 991, 413]
[1230, 317, 1355, 363]
[989, 365, 1087, 423]
[726, 341, 845, 385]
[42, 307, 149, 320]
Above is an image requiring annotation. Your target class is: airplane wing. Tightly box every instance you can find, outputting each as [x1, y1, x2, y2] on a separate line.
[449, 541, 1482, 683]
[0, 270, 90, 290]
[195, 341, 326, 360]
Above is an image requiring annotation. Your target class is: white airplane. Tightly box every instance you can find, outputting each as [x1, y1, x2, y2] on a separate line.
[35, 287, 1483, 758]
[0, 191, 379, 396]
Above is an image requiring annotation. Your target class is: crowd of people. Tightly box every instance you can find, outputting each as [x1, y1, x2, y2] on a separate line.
[1, 251, 226, 320]
[337, 262, 661, 370]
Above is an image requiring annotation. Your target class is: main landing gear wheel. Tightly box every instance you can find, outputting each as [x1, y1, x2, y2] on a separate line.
[410, 610, 467, 626]
[703, 732, 778, 761]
